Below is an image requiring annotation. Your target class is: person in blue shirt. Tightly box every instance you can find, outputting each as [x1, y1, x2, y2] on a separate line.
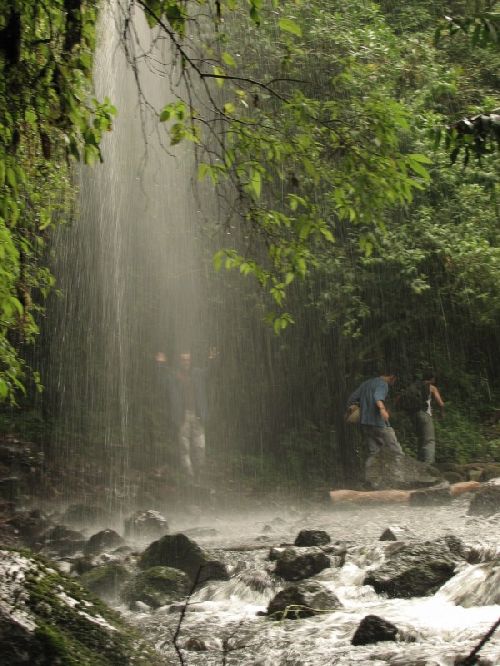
[347, 372, 403, 473]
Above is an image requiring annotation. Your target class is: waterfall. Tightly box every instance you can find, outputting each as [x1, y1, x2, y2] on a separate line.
[45, 1, 212, 510]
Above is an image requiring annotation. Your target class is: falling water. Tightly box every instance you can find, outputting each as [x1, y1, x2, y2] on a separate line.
[45, 0, 214, 510]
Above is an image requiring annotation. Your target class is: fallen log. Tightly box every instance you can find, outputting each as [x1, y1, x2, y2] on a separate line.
[329, 489, 410, 504]
[329, 481, 482, 505]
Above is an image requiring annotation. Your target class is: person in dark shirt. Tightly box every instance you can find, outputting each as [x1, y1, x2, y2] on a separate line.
[156, 349, 216, 482]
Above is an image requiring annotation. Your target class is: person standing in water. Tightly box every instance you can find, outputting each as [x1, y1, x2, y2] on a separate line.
[156, 348, 217, 482]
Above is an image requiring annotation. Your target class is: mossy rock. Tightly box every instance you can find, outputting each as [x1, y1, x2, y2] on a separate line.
[121, 566, 190, 609]
[80, 563, 132, 601]
[0, 549, 165, 665]
[138, 533, 229, 584]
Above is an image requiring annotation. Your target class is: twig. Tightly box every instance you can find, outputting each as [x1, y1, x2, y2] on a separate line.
[171, 565, 204, 665]
[456, 616, 500, 665]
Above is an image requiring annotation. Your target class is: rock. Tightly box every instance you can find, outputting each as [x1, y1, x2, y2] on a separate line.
[379, 526, 414, 541]
[40, 525, 87, 556]
[184, 637, 208, 651]
[294, 529, 331, 547]
[0, 476, 20, 501]
[364, 541, 458, 597]
[3, 510, 52, 548]
[269, 546, 286, 561]
[84, 529, 124, 555]
[121, 566, 190, 609]
[365, 448, 443, 490]
[267, 580, 342, 620]
[274, 547, 330, 581]
[467, 484, 500, 517]
[63, 504, 112, 529]
[442, 471, 465, 484]
[351, 615, 399, 645]
[129, 600, 151, 613]
[80, 563, 131, 601]
[238, 570, 275, 593]
[0, 549, 163, 665]
[409, 483, 452, 506]
[138, 533, 229, 584]
[124, 510, 169, 541]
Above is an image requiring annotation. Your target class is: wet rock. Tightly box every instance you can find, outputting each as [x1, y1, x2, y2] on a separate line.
[129, 600, 151, 613]
[364, 541, 458, 597]
[379, 526, 414, 541]
[365, 448, 443, 490]
[3, 509, 51, 548]
[274, 547, 330, 581]
[294, 529, 331, 547]
[138, 533, 229, 584]
[267, 580, 342, 620]
[40, 525, 87, 556]
[0, 548, 163, 665]
[184, 637, 208, 651]
[84, 529, 124, 555]
[436, 535, 469, 560]
[121, 566, 190, 609]
[409, 483, 452, 506]
[80, 562, 131, 601]
[467, 483, 500, 517]
[443, 471, 465, 484]
[351, 614, 399, 645]
[124, 510, 169, 540]
[63, 504, 112, 529]
[269, 546, 286, 561]
[262, 524, 273, 533]
[71, 555, 96, 575]
[238, 570, 274, 593]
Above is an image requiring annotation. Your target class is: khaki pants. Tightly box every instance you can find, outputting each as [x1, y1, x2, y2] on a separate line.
[179, 410, 205, 479]
[362, 425, 403, 470]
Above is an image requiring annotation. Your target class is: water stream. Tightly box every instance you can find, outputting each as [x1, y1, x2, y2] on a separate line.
[119, 498, 500, 665]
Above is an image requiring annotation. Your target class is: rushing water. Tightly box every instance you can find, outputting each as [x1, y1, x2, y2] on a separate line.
[115, 497, 500, 665]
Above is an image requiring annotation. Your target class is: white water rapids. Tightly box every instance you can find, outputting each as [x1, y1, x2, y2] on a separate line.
[119, 497, 500, 665]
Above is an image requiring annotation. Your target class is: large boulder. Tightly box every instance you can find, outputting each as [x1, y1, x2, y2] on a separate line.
[364, 541, 458, 597]
[84, 529, 124, 555]
[121, 566, 190, 609]
[274, 547, 330, 581]
[124, 510, 168, 541]
[294, 530, 331, 547]
[80, 562, 132, 601]
[467, 482, 500, 517]
[365, 448, 443, 490]
[267, 580, 342, 620]
[0, 549, 163, 665]
[138, 533, 229, 584]
[351, 615, 400, 646]
[39, 525, 87, 556]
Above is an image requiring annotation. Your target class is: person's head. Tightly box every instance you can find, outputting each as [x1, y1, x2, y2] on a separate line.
[421, 368, 436, 384]
[380, 371, 397, 386]
[179, 351, 192, 371]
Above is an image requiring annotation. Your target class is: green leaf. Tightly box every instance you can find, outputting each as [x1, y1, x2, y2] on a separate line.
[248, 170, 262, 198]
[222, 52, 236, 67]
[278, 18, 302, 37]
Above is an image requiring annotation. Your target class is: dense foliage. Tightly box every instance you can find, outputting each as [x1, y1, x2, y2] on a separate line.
[0, 0, 114, 401]
[1, 0, 499, 484]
